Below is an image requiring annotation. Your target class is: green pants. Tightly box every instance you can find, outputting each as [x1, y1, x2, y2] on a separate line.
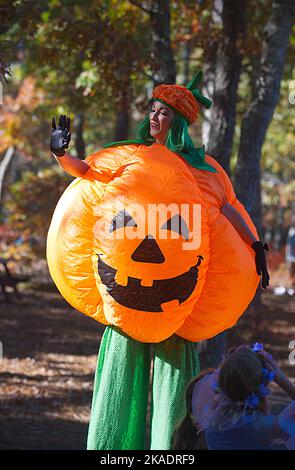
[87, 326, 200, 450]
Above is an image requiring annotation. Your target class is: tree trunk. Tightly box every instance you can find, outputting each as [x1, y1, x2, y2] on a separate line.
[113, 77, 132, 141]
[0, 4, 16, 81]
[202, 0, 221, 149]
[74, 113, 85, 160]
[149, 0, 176, 84]
[0, 146, 14, 204]
[183, 38, 192, 84]
[113, 110, 130, 142]
[207, 0, 247, 176]
[232, 0, 294, 327]
[234, 0, 294, 236]
[199, 0, 246, 369]
[0, 146, 16, 224]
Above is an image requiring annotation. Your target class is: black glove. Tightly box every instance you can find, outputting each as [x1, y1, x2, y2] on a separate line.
[50, 115, 71, 156]
[251, 241, 270, 289]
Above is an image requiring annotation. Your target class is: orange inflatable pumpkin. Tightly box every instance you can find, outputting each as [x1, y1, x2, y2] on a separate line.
[47, 143, 259, 342]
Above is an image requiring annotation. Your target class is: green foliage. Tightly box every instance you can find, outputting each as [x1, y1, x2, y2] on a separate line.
[0, 0, 294, 261]
[6, 167, 71, 257]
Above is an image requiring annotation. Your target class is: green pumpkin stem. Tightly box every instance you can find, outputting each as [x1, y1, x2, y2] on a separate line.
[186, 71, 213, 109]
[186, 71, 203, 91]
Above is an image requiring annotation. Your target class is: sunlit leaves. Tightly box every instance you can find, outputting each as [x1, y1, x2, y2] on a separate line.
[6, 167, 70, 257]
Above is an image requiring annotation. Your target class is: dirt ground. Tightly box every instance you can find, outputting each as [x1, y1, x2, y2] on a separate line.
[0, 280, 294, 450]
[0, 282, 104, 450]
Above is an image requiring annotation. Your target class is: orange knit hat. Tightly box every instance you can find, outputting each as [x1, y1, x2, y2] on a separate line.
[152, 71, 212, 125]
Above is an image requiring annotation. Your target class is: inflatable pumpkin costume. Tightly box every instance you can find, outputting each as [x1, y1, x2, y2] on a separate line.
[47, 72, 269, 450]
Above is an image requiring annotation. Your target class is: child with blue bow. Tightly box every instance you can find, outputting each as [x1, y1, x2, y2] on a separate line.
[172, 343, 295, 450]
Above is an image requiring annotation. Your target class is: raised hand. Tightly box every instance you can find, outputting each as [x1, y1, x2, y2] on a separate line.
[257, 349, 285, 384]
[50, 115, 71, 157]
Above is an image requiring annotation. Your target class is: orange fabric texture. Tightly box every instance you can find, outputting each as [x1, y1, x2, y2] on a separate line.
[152, 84, 199, 124]
[176, 155, 259, 340]
[47, 144, 259, 343]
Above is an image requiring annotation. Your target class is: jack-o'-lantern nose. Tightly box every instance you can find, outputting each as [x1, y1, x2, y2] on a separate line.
[131, 235, 165, 264]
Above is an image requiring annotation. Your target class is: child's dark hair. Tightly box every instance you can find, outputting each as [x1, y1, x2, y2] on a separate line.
[171, 369, 214, 450]
[172, 347, 270, 450]
[218, 347, 268, 414]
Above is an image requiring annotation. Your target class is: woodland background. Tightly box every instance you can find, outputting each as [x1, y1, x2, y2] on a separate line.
[0, 0, 294, 449]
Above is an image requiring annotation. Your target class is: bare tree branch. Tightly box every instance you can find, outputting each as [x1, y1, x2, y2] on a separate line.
[129, 0, 151, 14]
[0, 147, 14, 204]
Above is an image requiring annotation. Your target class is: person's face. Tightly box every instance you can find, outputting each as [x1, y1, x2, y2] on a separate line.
[149, 101, 174, 143]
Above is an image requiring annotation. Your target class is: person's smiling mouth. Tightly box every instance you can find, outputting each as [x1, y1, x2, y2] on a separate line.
[150, 122, 159, 129]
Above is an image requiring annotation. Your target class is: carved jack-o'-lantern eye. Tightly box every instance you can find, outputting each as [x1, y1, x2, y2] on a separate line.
[109, 210, 137, 233]
[161, 214, 189, 241]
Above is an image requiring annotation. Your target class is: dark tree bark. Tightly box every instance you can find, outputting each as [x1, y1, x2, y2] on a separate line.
[114, 109, 130, 141]
[0, 3, 17, 81]
[183, 38, 192, 84]
[202, 0, 222, 150]
[128, 0, 176, 141]
[234, 0, 294, 236]
[199, 0, 247, 369]
[130, 0, 176, 84]
[230, 0, 294, 324]
[202, 1, 294, 365]
[113, 76, 132, 141]
[74, 113, 85, 160]
[149, 0, 176, 84]
[207, 0, 247, 176]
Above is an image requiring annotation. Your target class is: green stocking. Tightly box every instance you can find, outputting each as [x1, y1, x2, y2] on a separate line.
[87, 326, 151, 450]
[150, 335, 200, 450]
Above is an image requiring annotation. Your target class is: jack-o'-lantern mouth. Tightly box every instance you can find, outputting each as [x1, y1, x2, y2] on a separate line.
[97, 254, 203, 312]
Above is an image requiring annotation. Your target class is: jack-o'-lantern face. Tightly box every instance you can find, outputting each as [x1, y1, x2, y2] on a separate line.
[97, 208, 204, 310]
[93, 196, 205, 314]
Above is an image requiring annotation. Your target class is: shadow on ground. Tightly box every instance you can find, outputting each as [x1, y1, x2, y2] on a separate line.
[0, 283, 294, 449]
[0, 283, 105, 450]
